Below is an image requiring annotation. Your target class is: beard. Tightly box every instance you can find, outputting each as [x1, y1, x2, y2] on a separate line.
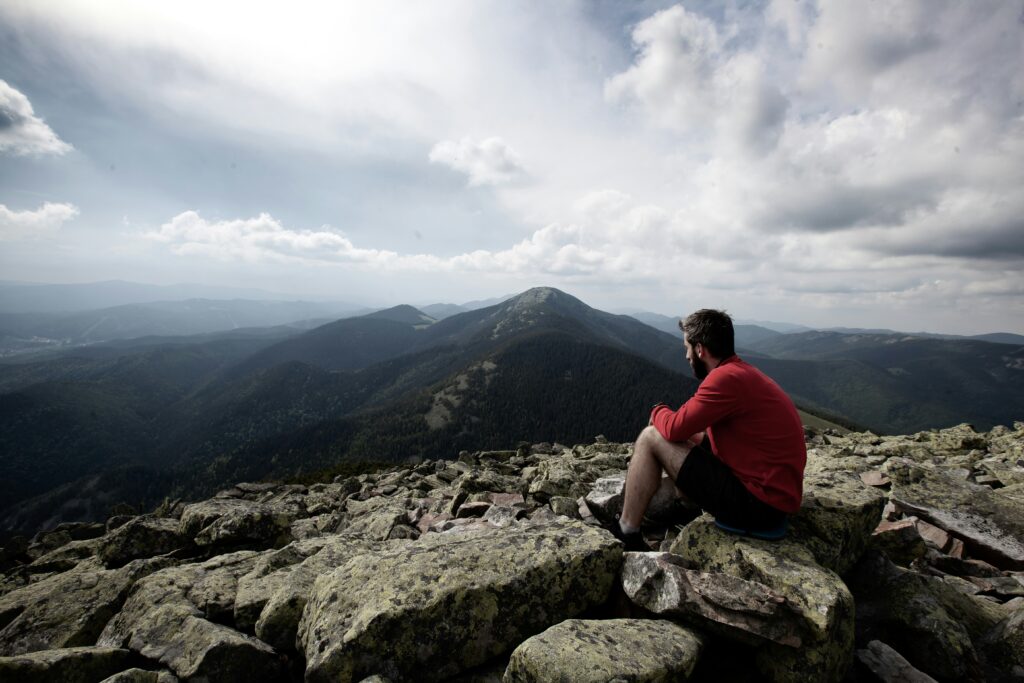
[690, 356, 710, 380]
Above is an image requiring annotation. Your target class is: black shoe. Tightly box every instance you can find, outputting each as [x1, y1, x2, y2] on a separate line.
[607, 520, 651, 552]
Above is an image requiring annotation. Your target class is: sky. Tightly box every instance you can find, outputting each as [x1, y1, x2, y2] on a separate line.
[0, 0, 1022, 334]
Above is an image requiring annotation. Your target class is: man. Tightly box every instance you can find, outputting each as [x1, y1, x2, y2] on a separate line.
[613, 309, 806, 551]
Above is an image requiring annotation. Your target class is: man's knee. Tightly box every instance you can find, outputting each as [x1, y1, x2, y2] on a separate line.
[637, 425, 663, 445]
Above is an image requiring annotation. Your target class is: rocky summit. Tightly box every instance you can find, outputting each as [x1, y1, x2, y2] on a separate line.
[1, 423, 1023, 682]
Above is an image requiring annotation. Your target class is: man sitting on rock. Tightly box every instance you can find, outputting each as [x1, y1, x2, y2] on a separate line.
[613, 309, 806, 551]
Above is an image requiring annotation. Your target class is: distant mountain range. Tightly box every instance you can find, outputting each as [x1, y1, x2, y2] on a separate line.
[1, 285, 1021, 539]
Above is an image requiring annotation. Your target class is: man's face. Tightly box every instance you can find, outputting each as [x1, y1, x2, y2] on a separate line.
[684, 335, 709, 380]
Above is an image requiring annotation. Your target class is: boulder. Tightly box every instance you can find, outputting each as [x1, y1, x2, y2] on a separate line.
[98, 516, 188, 568]
[888, 459, 1024, 569]
[667, 516, 854, 683]
[0, 557, 173, 656]
[583, 475, 680, 525]
[846, 550, 984, 681]
[178, 498, 297, 550]
[788, 470, 886, 575]
[503, 618, 704, 683]
[870, 518, 927, 566]
[26, 537, 102, 574]
[0, 646, 133, 683]
[621, 551, 805, 647]
[855, 640, 937, 683]
[298, 519, 621, 682]
[980, 607, 1024, 680]
[100, 668, 179, 683]
[98, 551, 286, 681]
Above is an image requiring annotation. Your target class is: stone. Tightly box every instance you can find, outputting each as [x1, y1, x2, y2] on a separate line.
[0, 646, 133, 683]
[860, 471, 891, 487]
[254, 536, 388, 651]
[547, 497, 578, 518]
[980, 608, 1024, 680]
[98, 551, 287, 681]
[620, 552, 805, 647]
[0, 557, 173, 656]
[668, 516, 854, 683]
[583, 475, 679, 526]
[27, 537, 102, 574]
[98, 516, 188, 568]
[870, 518, 927, 566]
[298, 519, 621, 682]
[788, 470, 886, 575]
[503, 618, 703, 683]
[855, 640, 937, 682]
[456, 502, 492, 519]
[178, 498, 297, 550]
[914, 519, 951, 551]
[99, 668, 179, 683]
[846, 551, 984, 681]
[888, 458, 1024, 569]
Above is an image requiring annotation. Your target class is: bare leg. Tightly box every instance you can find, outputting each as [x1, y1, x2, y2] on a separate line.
[620, 425, 694, 529]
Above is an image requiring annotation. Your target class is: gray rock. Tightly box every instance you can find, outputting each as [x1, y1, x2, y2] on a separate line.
[100, 668, 179, 683]
[667, 516, 854, 683]
[788, 470, 886, 575]
[621, 551, 805, 647]
[503, 618, 703, 682]
[298, 519, 621, 682]
[855, 640, 937, 682]
[98, 551, 286, 681]
[583, 475, 679, 525]
[98, 516, 187, 568]
[179, 498, 298, 550]
[0, 557, 173, 656]
[889, 458, 1024, 569]
[0, 646, 133, 683]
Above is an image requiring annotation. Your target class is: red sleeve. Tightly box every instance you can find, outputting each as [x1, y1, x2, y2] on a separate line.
[649, 371, 739, 442]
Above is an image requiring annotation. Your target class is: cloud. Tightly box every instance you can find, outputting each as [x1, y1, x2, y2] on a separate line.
[429, 137, 525, 186]
[0, 80, 72, 156]
[0, 202, 79, 240]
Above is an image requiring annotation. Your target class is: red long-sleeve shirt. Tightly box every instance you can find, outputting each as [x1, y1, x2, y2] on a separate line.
[650, 355, 806, 513]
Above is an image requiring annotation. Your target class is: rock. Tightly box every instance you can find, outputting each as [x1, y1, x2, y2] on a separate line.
[980, 608, 1024, 680]
[888, 459, 1024, 569]
[298, 519, 621, 682]
[583, 475, 679, 526]
[547, 497, 578, 518]
[343, 500, 410, 541]
[667, 516, 854, 683]
[846, 551, 984, 681]
[0, 646, 133, 683]
[914, 519, 952, 551]
[100, 668, 179, 683]
[860, 471, 891, 487]
[98, 551, 286, 681]
[251, 536, 388, 651]
[620, 552, 805, 647]
[855, 640, 937, 682]
[0, 557, 173, 655]
[98, 516, 188, 568]
[870, 518, 927, 566]
[233, 537, 334, 632]
[503, 618, 704, 683]
[179, 498, 298, 550]
[788, 470, 886, 575]
[456, 502, 492, 519]
[27, 537, 102, 573]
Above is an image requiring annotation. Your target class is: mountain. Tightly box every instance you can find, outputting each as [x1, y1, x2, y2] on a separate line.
[0, 298, 366, 357]
[743, 331, 1024, 434]
[0, 280, 332, 313]
[626, 311, 781, 350]
[362, 304, 436, 326]
[970, 332, 1024, 346]
[419, 303, 468, 320]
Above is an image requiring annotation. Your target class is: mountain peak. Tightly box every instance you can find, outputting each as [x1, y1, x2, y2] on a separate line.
[505, 287, 587, 312]
[362, 305, 436, 326]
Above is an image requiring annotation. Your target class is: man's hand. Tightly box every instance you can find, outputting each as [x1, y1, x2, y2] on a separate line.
[687, 430, 706, 447]
[649, 403, 668, 425]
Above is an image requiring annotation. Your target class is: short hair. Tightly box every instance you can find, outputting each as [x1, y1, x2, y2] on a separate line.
[678, 309, 735, 359]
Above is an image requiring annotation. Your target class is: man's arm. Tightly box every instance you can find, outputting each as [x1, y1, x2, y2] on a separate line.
[649, 374, 738, 443]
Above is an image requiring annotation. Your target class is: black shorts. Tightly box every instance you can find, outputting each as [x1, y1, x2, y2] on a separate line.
[676, 438, 787, 532]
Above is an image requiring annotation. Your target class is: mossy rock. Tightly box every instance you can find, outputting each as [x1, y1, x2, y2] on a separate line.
[0, 646, 133, 683]
[298, 519, 622, 682]
[668, 516, 854, 683]
[503, 618, 704, 682]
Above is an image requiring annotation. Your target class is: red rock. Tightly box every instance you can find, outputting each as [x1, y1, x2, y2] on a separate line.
[861, 471, 891, 487]
[915, 519, 951, 550]
[948, 538, 965, 559]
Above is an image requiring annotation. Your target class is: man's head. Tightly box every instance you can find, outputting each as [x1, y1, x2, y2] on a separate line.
[678, 309, 735, 379]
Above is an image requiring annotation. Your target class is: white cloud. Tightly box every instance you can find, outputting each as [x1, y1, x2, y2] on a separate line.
[0, 202, 79, 240]
[0, 80, 72, 156]
[429, 137, 525, 186]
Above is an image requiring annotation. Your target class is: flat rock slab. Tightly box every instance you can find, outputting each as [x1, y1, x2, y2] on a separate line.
[503, 618, 703, 682]
[0, 557, 173, 656]
[298, 519, 621, 683]
[100, 668, 180, 683]
[668, 516, 854, 683]
[621, 552, 805, 647]
[98, 517, 186, 568]
[179, 498, 297, 550]
[888, 459, 1024, 569]
[0, 646, 133, 683]
[856, 640, 937, 683]
[98, 551, 286, 681]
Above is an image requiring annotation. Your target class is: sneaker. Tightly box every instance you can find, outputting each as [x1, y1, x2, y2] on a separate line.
[607, 519, 651, 552]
